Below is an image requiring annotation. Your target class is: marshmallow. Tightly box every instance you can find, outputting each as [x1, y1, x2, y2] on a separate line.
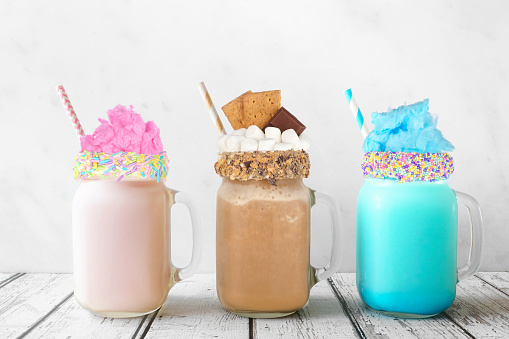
[274, 143, 293, 151]
[258, 138, 276, 151]
[232, 128, 247, 136]
[265, 127, 282, 143]
[299, 133, 311, 151]
[240, 138, 258, 152]
[245, 125, 265, 141]
[281, 129, 301, 150]
[216, 135, 228, 152]
[226, 135, 245, 152]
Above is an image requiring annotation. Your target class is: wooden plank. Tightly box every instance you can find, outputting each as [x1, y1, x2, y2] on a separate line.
[142, 274, 249, 339]
[443, 275, 509, 338]
[0, 273, 23, 289]
[0, 273, 18, 283]
[24, 293, 153, 339]
[0, 274, 73, 338]
[329, 274, 471, 339]
[0, 272, 505, 338]
[253, 280, 359, 338]
[476, 272, 509, 294]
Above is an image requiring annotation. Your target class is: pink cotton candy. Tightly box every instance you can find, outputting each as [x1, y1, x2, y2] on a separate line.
[80, 105, 164, 154]
[141, 121, 164, 154]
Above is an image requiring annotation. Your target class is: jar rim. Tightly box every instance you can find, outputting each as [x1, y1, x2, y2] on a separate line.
[80, 176, 162, 182]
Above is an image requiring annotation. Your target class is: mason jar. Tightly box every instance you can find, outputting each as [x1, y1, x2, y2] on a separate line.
[356, 152, 483, 318]
[72, 151, 201, 317]
[215, 150, 342, 318]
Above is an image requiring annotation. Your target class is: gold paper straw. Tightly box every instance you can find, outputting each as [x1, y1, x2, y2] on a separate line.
[197, 82, 226, 136]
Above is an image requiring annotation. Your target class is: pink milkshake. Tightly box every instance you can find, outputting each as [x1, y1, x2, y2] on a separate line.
[72, 105, 200, 317]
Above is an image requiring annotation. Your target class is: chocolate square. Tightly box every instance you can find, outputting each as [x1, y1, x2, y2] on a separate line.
[264, 106, 306, 135]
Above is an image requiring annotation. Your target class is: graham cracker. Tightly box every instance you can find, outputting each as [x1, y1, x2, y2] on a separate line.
[241, 90, 281, 129]
[222, 90, 252, 130]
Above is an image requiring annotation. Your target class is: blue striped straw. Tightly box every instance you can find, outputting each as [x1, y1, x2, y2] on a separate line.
[344, 88, 370, 139]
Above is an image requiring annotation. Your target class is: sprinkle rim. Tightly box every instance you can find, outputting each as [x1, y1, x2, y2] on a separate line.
[362, 151, 454, 183]
[74, 151, 169, 182]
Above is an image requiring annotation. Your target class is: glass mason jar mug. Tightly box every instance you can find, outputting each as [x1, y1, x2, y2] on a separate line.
[215, 151, 342, 318]
[356, 152, 483, 318]
[72, 151, 201, 318]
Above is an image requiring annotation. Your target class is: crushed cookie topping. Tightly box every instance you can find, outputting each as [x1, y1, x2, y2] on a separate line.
[214, 150, 310, 186]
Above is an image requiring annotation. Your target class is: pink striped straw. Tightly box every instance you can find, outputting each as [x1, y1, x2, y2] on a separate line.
[56, 85, 85, 137]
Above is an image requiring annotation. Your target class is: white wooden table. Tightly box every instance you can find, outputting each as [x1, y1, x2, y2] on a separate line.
[1, 273, 508, 338]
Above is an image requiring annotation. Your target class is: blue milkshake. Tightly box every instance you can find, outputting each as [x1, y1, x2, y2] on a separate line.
[355, 99, 483, 318]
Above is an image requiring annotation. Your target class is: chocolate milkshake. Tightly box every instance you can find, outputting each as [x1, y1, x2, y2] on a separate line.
[214, 89, 341, 318]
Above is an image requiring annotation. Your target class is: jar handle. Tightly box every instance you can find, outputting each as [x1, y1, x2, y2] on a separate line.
[168, 189, 203, 287]
[309, 190, 343, 282]
[455, 190, 483, 282]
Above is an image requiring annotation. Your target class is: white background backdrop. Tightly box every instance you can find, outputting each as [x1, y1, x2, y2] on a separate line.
[0, 0, 507, 273]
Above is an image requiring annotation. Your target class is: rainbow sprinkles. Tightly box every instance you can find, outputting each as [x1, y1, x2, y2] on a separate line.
[362, 151, 454, 183]
[74, 151, 169, 182]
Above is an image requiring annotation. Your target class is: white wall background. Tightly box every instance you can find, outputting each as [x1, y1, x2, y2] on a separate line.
[0, 0, 508, 273]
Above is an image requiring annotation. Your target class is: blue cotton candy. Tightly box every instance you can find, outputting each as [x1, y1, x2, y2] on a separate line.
[362, 99, 454, 153]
